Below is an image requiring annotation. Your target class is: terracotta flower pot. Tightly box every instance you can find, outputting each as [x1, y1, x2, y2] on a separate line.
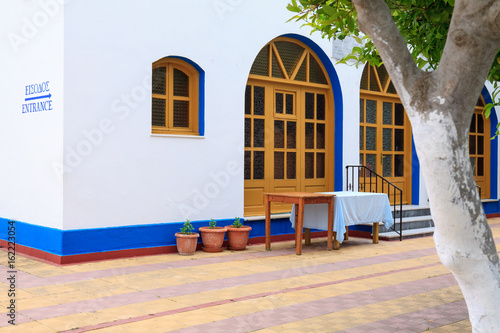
[199, 226, 227, 252]
[175, 232, 199, 255]
[226, 225, 252, 251]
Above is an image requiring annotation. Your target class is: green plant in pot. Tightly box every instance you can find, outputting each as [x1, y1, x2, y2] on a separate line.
[175, 219, 199, 255]
[198, 219, 227, 252]
[226, 217, 252, 251]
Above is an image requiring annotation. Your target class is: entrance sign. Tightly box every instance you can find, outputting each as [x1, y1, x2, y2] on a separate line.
[22, 81, 53, 113]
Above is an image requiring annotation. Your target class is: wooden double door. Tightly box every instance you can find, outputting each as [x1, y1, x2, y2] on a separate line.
[244, 81, 334, 216]
[359, 95, 413, 204]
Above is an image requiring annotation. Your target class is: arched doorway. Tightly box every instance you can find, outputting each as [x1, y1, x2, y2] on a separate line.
[244, 37, 335, 216]
[470, 96, 491, 199]
[359, 64, 492, 203]
[359, 64, 413, 204]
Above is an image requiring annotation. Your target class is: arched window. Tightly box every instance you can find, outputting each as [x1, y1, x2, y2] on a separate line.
[152, 57, 199, 135]
[244, 38, 334, 216]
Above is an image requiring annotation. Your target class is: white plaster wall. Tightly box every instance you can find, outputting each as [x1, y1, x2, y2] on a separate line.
[333, 63, 364, 185]
[419, 170, 430, 205]
[331, 38, 364, 188]
[61, 0, 340, 229]
[0, 1, 64, 228]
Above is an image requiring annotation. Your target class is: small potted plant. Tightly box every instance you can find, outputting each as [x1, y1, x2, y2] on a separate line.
[199, 219, 227, 252]
[226, 217, 252, 251]
[175, 219, 199, 255]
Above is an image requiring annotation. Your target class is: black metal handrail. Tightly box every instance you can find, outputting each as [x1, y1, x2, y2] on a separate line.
[345, 165, 403, 241]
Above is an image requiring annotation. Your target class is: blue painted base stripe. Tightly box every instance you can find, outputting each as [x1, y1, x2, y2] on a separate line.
[0, 218, 63, 255]
[0, 217, 297, 256]
[0, 217, 235, 256]
[0, 216, 316, 256]
[482, 201, 500, 215]
[3, 205, 500, 257]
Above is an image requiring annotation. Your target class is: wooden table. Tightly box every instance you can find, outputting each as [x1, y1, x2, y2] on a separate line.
[290, 191, 394, 248]
[265, 192, 334, 255]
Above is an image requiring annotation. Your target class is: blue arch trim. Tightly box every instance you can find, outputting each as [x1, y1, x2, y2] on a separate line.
[170, 56, 206, 136]
[482, 86, 498, 199]
[411, 138, 420, 205]
[281, 33, 344, 190]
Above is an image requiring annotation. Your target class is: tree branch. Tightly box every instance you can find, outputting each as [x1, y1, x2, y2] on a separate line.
[351, 0, 423, 107]
[436, 0, 500, 131]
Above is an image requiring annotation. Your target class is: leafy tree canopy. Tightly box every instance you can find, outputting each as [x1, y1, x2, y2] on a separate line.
[288, 0, 500, 115]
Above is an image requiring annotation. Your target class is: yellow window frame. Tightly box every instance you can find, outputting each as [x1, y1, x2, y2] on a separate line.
[152, 58, 199, 135]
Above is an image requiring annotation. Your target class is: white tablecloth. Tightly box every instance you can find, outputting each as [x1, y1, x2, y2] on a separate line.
[290, 191, 394, 244]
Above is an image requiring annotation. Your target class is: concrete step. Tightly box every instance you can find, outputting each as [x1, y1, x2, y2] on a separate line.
[379, 214, 434, 233]
[350, 202, 435, 240]
[379, 226, 435, 240]
[392, 205, 431, 218]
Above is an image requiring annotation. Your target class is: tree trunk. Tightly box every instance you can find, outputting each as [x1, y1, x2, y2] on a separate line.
[410, 108, 500, 332]
[351, 0, 500, 330]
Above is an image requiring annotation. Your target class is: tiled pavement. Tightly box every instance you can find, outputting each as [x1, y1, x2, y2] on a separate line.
[2, 219, 499, 332]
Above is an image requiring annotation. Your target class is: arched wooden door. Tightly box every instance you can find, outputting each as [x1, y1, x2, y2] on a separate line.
[470, 96, 491, 199]
[244, 38, 335, 216]
[359, 65, 413, 204]
[359, 65, 492, 203]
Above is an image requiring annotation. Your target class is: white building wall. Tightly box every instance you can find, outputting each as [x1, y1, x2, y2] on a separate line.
[334, 63, 364, 186]
[3, 0, 453, 233]
[0, 1, 64, 229]
[60, 0, 343, 230]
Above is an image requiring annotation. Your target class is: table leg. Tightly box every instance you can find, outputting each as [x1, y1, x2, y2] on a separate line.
[296, 199, 305, 255]
[305, 228, 311, 245]
[373, 222, 379, 244]
[333, 232, 340, 250]
[294, 204, 299, 247]
[265, 195, 271, 250]
[344, 226, 349, 240]
[327, 197, 333, 250]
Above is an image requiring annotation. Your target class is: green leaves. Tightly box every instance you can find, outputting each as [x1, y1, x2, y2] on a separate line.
[180, 219, 195, 235]
[484, 103, 493, 119]
[286, 0, 453, 69]
[484, 70, 499, 138]
[232, 217, 243, 228]
[286, 0, 302, 13]
[321, 3, 336, 16]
